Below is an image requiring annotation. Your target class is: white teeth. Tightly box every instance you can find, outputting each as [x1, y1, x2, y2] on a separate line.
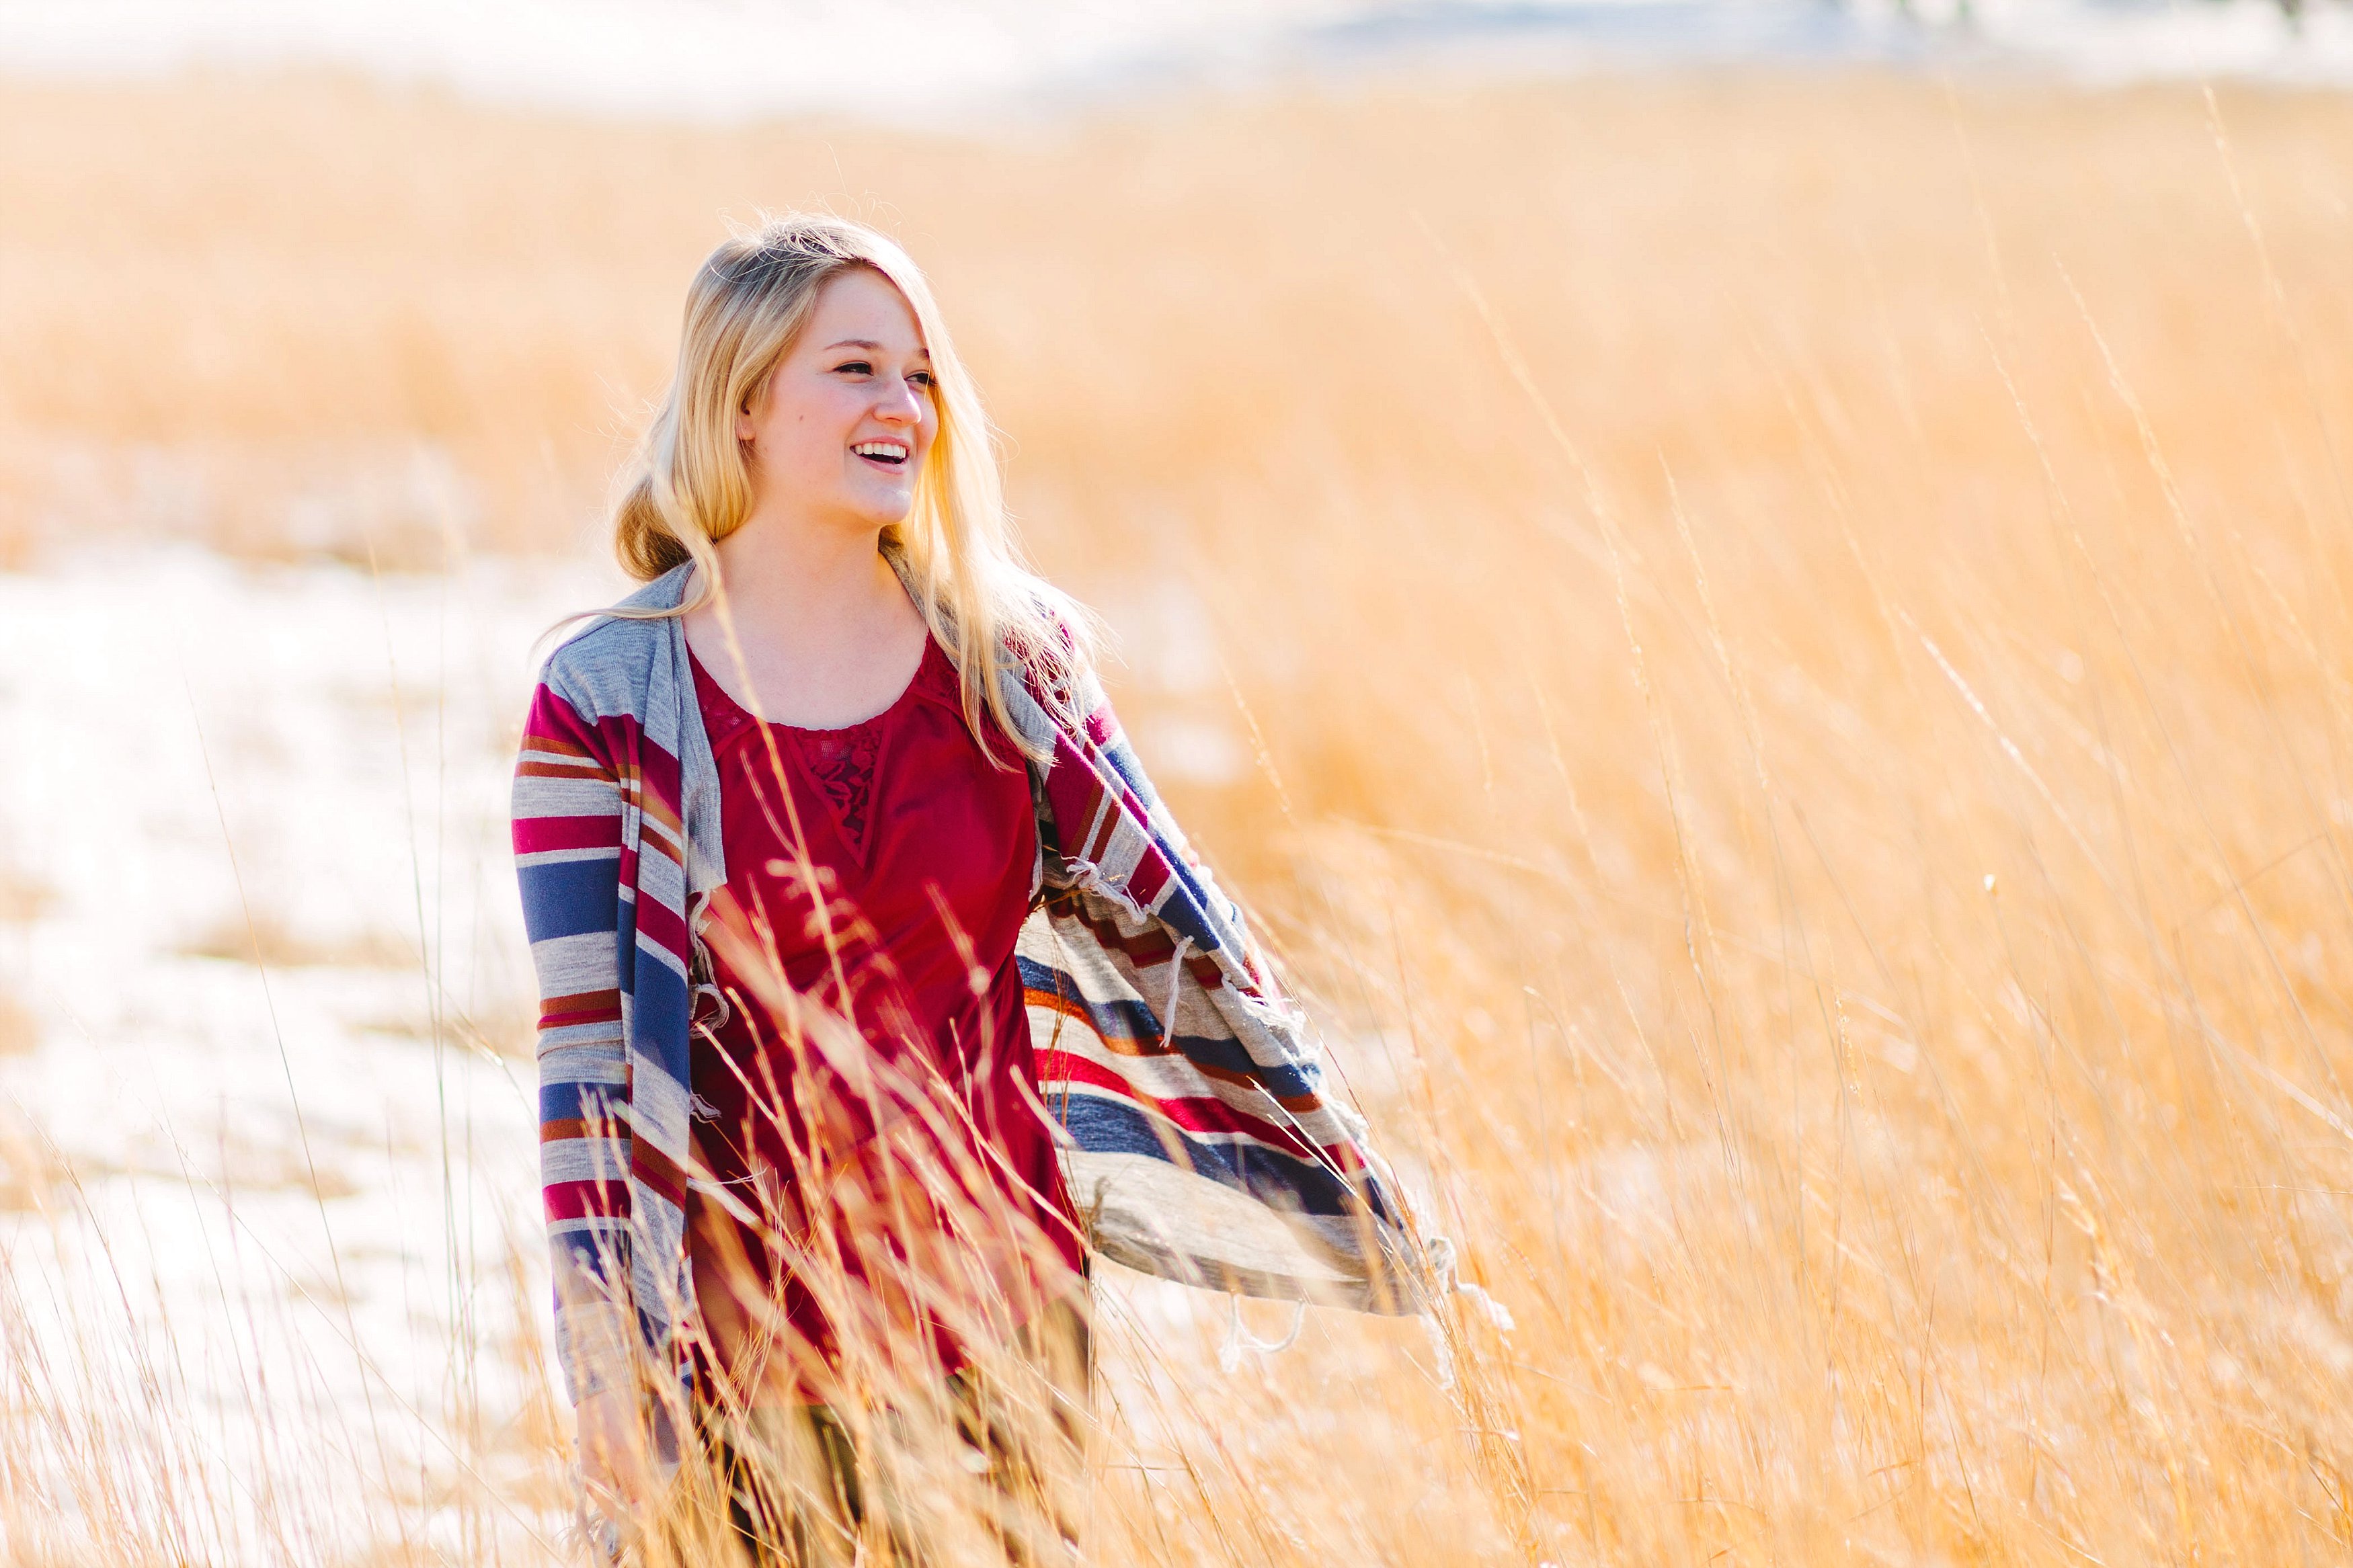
[853, 442, 907, 460]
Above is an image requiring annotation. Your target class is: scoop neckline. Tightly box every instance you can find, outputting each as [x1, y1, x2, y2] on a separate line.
[687, 634, 947, 736]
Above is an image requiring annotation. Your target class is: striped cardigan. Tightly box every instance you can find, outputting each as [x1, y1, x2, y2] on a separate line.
[512, 561, 1424, 1406]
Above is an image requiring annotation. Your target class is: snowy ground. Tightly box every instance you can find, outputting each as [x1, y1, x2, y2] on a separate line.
[0, 545, 623, 1561]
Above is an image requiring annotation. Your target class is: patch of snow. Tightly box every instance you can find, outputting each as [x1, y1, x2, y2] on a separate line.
[0, 544, 619, 1560]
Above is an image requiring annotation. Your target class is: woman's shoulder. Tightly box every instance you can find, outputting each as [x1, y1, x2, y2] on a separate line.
[536, 565, 694, 712]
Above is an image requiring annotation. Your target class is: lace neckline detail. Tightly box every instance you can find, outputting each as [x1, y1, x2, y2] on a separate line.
[784, 718, 883, 860]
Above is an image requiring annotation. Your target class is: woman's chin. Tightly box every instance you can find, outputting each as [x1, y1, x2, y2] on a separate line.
[851, 492, 916, 531]
[799, 495, 914, 537]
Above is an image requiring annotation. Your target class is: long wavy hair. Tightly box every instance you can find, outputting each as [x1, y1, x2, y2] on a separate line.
[610, 212, 1090, 761]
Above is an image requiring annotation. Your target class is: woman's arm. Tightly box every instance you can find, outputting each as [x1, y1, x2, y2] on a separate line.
[511, 673, 649, 1497]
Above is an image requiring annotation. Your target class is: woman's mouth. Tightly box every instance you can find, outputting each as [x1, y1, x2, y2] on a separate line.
[852, 440, 909, 470]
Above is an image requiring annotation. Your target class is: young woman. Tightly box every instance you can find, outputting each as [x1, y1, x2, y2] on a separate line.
[512, 214, 1427, 1562]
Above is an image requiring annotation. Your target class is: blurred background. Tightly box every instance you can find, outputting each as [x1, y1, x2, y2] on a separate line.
[3, 3, 2352, 1563]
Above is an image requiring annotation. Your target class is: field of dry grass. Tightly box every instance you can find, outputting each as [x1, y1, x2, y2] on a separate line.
[4, 63, 2353, 1565]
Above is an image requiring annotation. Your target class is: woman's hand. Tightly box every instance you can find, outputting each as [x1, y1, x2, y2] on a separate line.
[575, 1387, 657, 1549]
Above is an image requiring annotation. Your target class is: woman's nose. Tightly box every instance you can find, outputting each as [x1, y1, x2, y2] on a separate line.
[873, 381, 921, 424]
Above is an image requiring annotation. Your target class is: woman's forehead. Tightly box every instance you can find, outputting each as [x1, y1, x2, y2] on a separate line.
[806, 267, 926, 352]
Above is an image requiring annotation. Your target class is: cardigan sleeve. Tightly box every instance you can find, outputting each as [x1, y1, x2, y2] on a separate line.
[512, 674, 639, 1405]
[1021, 674, 1430, 1313]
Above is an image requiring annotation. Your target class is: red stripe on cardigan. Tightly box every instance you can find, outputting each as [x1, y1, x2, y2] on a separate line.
[514, 815, 623, 856]
[1043, 1055, 1326, 1158]
[546, 1178, 629, 1225]
[539, 990, 623, 1030]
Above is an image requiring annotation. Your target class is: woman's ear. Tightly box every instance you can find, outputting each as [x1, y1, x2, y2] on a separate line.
[735, 370, 764, 445]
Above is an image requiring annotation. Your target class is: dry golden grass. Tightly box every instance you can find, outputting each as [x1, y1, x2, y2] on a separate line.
[5, 65, 2353, 1565]
[175, 910, 420, 971]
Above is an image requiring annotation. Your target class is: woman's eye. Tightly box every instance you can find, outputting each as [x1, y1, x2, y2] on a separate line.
[834, 360, 871, 375]
[909, 372, 935, 388]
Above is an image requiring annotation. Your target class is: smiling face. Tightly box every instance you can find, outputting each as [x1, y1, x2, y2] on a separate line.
[735, 265, 937, 536]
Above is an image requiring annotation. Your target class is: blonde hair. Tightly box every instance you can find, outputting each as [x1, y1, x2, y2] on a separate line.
[612, 212, 1090, 761]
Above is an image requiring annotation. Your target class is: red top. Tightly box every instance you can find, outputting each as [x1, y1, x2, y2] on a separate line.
[683, 635, 1084, 1399]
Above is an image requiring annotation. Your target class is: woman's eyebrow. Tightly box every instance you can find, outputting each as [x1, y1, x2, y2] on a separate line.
[823, 338, 930, 356]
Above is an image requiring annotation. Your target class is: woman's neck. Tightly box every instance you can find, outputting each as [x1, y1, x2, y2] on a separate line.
[711, 513, 897, 632]
[686, 513, 928, 728]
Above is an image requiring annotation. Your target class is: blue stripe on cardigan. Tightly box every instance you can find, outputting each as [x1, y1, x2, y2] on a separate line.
[1060, 1095, 1365, 1218]
[519, 858, 621, 942]
[542, 1080, 625, 1124]
[1019, 956, 1322, 1101]
[628, 948, 691, 1082]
